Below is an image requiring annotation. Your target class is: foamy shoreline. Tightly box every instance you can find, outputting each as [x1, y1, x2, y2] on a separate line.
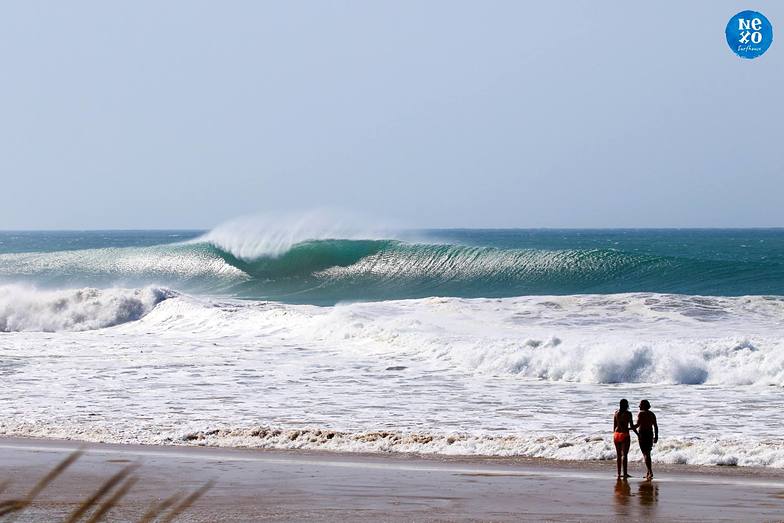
[3, 423, 784, 469]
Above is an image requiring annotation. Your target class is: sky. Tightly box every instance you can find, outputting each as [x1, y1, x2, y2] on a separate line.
[0, 1, 782, 229]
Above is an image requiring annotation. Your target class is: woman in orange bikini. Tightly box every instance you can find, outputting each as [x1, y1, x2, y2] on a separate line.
[613, 399, 638, 479]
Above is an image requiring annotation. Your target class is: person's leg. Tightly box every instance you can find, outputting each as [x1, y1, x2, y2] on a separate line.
[644, 451, 653, 478]
[615, 441, 622, 478]
[622, 438, 631, 477]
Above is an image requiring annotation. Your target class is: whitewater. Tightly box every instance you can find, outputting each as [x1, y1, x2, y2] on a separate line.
[1, 221, 784, 468]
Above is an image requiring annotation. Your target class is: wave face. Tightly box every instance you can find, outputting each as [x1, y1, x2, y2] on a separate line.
[1, 228, 784, 304]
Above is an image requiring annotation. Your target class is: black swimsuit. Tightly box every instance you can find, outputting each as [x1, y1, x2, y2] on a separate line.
[638, 428, 654, 452]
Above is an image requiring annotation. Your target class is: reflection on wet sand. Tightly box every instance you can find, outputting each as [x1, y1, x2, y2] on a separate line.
[639, 480, 659, 506]
[614, 478, 632, 506]
[613, 479, 659, 516]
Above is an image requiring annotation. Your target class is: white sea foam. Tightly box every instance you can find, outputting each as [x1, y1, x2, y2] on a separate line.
[0, 284, 173, 332]
[169, 428, 784, 467]
[129, 293, 784, 386]
[2, 421, 784, 469]
[2, 291, 784, 467]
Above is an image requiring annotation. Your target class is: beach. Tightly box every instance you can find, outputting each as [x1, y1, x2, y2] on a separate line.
[3, 437, 784, 522]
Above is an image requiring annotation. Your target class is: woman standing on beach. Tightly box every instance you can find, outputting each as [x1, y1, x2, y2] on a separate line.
[613, 399, 637, 479]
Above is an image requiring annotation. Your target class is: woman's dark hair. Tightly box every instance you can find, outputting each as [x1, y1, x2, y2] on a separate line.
[619, 399, 629, 411]
[640, 399, 651, 411]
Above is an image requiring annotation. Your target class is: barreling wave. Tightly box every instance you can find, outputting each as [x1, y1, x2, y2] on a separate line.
[1, 236, 783, 304]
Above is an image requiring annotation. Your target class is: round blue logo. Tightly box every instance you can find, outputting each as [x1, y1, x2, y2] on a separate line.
[726, 11, 773, 59]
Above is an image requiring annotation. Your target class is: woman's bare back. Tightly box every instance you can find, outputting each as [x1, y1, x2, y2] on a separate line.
[614, 410, 633, 432]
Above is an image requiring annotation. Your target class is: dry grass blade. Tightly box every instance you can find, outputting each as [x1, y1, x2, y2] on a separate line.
[26, 450, 83, 502]
[65, 463, 139, 523]
[84, 475, 138, 523]
[1, 449, 83, 519]
[1, 451, 206, 522]
[137, 491, 183, 523]
[161, 480, 214, 523]
[0, 500, 26, 517]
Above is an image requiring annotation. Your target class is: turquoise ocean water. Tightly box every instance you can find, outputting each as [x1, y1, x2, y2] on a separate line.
[1, 229, 782, 304]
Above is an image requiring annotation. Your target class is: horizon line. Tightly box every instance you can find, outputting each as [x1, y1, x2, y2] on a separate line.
[2, 226, 784, 233]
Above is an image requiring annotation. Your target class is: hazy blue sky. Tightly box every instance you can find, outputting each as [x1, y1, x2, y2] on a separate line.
[1, 1, 781, 229]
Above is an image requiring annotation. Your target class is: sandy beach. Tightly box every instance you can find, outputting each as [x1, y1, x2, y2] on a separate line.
[2, 437, 784, 522]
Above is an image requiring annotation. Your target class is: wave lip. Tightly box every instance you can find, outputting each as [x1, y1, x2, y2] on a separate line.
[0, 285, 174, 332]
[195, 210, 397, 260]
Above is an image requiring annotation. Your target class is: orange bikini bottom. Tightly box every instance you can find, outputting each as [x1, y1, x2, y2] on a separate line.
[613, 431, 630, 444]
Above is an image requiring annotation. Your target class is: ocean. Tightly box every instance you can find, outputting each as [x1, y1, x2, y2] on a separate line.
[1, 225, 783, 467]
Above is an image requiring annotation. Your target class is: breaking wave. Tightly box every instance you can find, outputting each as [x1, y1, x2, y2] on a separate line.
[0, 285, 174, 332]
[1, 215, 782, 304]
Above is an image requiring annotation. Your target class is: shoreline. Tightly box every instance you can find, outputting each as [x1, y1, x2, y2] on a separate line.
[4, 433, 784, 480]
[3, 436, 784, 521]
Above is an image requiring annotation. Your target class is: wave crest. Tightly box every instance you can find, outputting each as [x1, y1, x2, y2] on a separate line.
[196, 210, 395, 260]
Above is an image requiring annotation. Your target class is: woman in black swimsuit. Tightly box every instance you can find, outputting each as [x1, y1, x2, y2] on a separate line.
[635, 399, 658, 480]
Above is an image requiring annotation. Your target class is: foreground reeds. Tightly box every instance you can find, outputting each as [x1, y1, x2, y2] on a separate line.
[0, 450, 212, 522]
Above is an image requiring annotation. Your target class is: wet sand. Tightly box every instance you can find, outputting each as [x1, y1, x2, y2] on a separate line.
[2, 437, 784, 521]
